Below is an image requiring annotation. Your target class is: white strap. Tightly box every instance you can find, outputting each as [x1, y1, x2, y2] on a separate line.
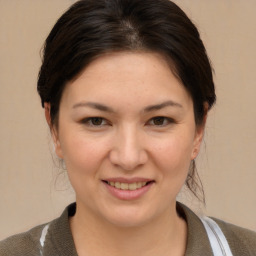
[39, 224, 50, 256]
[200, 216, 233, 256]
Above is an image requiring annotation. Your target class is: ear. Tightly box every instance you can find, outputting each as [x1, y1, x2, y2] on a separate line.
[44, 103, 63, 159]
[191, 104, 208, 160]
[44, 102, 52, 127]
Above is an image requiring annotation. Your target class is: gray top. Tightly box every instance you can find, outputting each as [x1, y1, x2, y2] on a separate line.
[1, 202, 256, 256]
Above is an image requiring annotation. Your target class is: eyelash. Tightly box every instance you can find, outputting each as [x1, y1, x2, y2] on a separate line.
[147, 116, 175, 126]
[80, 116, 175, 128]
[81, 117, 109, 127]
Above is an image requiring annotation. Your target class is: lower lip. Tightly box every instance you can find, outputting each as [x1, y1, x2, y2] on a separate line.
[103, 182, 154, 200]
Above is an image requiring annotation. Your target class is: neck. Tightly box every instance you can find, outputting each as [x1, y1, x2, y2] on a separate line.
[70, 201, 187, 256]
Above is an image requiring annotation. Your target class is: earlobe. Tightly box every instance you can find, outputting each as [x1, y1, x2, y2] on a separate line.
[192, 105, 208, 160]
[52, 128, 64, 160]
[44, 103, 52, 127]
[44, 103, 63, 159]
[52, 129, 64, 159]
[54, 139, 64, 159]
[191, 126, 205, 160]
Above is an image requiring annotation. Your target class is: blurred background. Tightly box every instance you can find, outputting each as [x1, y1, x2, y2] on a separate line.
[0, 0, 255, 240]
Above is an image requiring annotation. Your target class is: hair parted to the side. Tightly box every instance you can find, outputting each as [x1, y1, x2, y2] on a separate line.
[37, 0, 216, 203]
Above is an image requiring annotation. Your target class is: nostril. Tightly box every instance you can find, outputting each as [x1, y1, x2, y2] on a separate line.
[109, 141, 148, 171]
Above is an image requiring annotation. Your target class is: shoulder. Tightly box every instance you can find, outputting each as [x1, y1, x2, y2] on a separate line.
[213, 217, 256, 255]
[177, 202, 256, 256]
[0, 223, 47, 256]
[0, 203, 77, 256]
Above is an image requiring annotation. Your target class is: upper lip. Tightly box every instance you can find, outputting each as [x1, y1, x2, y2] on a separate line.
[102, 177, 154, 184]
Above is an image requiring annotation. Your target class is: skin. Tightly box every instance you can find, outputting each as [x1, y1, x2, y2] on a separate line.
[45, 52, 206, 256]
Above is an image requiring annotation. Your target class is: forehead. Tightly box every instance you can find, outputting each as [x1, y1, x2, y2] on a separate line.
[61, 52, 193, 111]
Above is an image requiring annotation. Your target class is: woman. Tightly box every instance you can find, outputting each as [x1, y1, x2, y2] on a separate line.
[0, 0, 255, 255]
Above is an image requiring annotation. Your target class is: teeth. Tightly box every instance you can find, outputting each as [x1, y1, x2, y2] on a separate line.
[115, 182, 121, 189]
[121, 183, 128, 190]
[128, 183, 137, 190]
[108, 181, 148, 190]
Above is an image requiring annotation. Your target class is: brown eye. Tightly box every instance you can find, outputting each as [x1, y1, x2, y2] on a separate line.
[152, 117, 165, 125]
[90, 117, 104, 126]
[81, 117, 108, 127]
[147, 116, 174, 126]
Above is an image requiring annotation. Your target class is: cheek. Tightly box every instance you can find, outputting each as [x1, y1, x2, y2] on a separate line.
[60, 134, 108, 176]
[152, 135, 194, 198]
[60, 135, 111, 199]
[153, 134, 194, 172]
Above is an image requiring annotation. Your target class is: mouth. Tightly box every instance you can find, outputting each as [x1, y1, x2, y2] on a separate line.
[102, 179, 155, 200]
[102, 180, 154, 191]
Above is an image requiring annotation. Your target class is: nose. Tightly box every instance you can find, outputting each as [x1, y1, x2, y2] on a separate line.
[109, 126, 148, 171]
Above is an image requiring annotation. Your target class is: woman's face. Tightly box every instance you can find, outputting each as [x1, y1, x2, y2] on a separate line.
[52, 52, 204, 227]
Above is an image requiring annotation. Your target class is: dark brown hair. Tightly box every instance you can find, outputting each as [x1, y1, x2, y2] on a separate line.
[37, 0, 216, 202]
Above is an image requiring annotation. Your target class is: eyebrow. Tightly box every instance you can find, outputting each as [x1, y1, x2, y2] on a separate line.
[143, 100, 183, 112]
[72, 100, 182, 113]
[72, 102, 115, 113]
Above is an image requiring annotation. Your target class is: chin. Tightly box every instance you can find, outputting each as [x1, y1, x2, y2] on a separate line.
[100, 205, 156, 228]
[106, 215, 150, 228]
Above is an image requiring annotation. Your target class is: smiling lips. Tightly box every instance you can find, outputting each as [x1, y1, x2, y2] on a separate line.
[107, 181, 147, 190]
[103, 179, 154, 200]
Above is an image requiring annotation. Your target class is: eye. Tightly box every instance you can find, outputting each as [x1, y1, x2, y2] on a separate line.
[81, 117, 108, 127]
[147, 116, 174, 126]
